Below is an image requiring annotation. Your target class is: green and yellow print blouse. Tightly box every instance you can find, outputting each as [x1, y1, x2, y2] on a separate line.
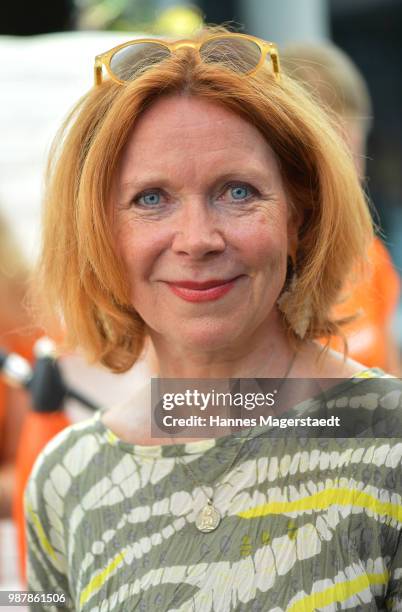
[25, 369, 402, 611]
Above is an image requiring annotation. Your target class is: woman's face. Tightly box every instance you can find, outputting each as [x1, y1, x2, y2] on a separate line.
[113, 95, 298, 353]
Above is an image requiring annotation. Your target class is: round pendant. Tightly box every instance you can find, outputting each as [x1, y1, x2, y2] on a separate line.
[195, 501, 221, 533]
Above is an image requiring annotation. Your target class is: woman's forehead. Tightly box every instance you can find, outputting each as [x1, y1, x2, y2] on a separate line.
[119, 94, 280, 176]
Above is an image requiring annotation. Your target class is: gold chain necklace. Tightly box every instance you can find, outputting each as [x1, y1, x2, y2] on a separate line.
[178, 351, 297, 533]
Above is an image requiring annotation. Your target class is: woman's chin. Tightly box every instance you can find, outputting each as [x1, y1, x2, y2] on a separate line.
[168, 318, 244, 353]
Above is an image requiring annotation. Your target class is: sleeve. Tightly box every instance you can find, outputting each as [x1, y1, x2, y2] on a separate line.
[386, 529, 402, 611]
[24, 452, 74, 611]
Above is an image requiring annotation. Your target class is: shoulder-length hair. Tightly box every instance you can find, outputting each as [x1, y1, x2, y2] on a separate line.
[34, 27, 373, 372]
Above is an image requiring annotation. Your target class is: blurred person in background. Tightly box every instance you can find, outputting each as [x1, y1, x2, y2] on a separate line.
[282, 43, 401, 375]
[0, 212, 35, 519]
[23, 27, 402, 610]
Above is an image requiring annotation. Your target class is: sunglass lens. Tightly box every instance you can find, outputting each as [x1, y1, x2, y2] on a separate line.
[199, 37, 262, 74]
[110, 42, 171, 81]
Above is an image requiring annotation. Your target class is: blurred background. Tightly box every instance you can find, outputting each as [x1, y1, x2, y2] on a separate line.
[0, 0, 401, 600]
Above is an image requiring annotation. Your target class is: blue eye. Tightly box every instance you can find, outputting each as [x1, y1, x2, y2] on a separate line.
[229, 184, 252, 200]
[138, 191, 160, 206]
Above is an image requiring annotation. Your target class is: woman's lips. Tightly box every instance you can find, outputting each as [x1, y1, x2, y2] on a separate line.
[166, 277, 241, 302]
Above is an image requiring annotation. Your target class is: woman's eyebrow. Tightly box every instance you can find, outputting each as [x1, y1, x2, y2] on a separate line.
[118, 175, 172, 194]
[210, 168, 274, 184]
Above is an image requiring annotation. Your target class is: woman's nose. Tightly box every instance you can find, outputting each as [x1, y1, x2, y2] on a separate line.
[171, 200, 226, 258]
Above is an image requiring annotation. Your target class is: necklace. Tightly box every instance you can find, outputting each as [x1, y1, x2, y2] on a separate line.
[178, 351, 297, 533]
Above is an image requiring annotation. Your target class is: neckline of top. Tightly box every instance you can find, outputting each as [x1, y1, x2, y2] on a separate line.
[92, 367, 388, 457]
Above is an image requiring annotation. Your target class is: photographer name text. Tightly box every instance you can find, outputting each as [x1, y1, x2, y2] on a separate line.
[162, 414, 341, 428]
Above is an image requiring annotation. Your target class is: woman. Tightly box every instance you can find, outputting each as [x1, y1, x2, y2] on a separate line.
[25, 29, 402, 611]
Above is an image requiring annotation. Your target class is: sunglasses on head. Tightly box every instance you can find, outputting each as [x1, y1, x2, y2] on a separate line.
[94, 33, 281, 86]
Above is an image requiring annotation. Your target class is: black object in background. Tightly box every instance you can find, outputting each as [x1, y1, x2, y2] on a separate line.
[1, 0, 76, 35]
[198, 0, 241, 28]
[0, 345, 99, 413]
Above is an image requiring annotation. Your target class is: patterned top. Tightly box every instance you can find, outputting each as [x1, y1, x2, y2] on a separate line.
[25, 369, 402, 611]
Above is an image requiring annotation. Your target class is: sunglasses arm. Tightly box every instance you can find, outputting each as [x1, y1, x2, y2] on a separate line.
[94, 59, 103, 86]
[270, 50, 281, 83]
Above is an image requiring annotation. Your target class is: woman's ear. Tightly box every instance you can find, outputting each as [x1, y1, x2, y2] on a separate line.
[287, 202, 303, 264]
